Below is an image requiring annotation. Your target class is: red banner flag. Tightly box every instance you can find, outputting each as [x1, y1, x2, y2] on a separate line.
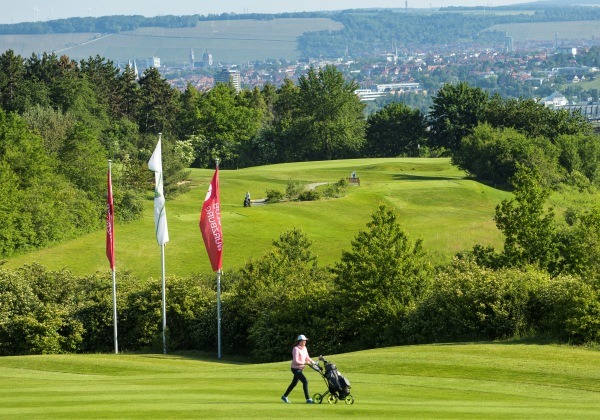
[106, 167, 115, 270]
[199, 168, 223, 272]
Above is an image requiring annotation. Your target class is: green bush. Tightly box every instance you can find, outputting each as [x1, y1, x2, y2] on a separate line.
[452, 123, 560, 187]
[527, 274, 600, 344]
[246, 267, 334, 361]
[405, 258, 537, 343]
[556, 133, 600, 186]
[557, 207, 600, 284]
[285, 179, 304, 200]
[0, 270, 42, 355]
[323, 178, 348, 198]
[113, 187, 145, 222]
[298, 189, 320, 201]
[118, 280, 163, 351]
[166, 275, 216, 351]
[74, 271, 142, 353]
[265, 189, 284, 202]
[0, 265, 85, 355]
[74, 274, 117, 353]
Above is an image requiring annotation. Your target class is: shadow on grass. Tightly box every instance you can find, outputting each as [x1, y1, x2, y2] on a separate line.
[494, 337, 563, 346]
[392, 173, 467, 182]
[426, 337, 562, 347]
[126, 349, 254, 365]
[392, 173, 512, 191]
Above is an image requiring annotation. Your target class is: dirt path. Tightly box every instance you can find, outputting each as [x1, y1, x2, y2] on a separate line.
[307, 182, 328, 190]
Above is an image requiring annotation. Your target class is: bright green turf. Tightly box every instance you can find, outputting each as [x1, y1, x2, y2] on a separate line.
[4, 158, 512, 279]
[0, 343, 599, 418]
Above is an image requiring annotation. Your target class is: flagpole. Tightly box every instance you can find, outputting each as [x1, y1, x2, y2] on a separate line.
[108, 160, 118, 355]
[215, 158, 222, 360]
[148, 132, 169, 356]
[200, 158, 223, 359]
[158, 132, 167, 355]
[112, 268, 118, 354]
[161, 244, 167, 355]
[217, 269, 222, 359]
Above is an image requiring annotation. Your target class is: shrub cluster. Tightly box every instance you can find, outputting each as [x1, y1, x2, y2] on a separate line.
[322, 179, 349, 198]
[2, 255, 597, 359]
[263, 178, 347, 204]
[0, 264, 218, 355]
[2, 205, 599, 359]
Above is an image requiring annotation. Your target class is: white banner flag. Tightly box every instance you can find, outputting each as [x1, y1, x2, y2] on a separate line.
[148, 135, 169, 245]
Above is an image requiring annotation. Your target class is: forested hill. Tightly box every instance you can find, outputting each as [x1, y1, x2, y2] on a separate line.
[300, 6, 600, 57]
[3, 7, 600, 38]
[0, 12, 329, 36]
[2, 6, 600, 59]
[3, 3, 600, 37]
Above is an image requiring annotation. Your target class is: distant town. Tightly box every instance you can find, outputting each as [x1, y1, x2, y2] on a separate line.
[136, 39, 599, 124]
[4, 9, 598, 123]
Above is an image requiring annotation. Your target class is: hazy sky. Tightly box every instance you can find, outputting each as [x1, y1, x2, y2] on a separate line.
[1, 0, 523, 24]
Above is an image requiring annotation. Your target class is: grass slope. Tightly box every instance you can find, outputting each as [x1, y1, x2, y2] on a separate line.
[2, 15, 596, 65]
[4, 158, 510, 279]
[0, 343, 599, 418]
[0, 18, 343, 65]
[486, 20, 600, 42]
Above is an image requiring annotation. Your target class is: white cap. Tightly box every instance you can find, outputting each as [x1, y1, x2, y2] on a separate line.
[297, 334, 308, 341]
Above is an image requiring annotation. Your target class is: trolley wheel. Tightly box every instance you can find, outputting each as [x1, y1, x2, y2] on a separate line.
[313, 393, 323, 404]
[327, 394, 338, 404]
[345, 395, 355, 405]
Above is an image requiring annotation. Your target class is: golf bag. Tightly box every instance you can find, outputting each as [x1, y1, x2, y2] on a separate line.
[311, 356, 354, 404]
[324, 362, 351, 399]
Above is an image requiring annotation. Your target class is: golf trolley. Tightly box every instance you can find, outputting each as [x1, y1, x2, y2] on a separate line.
[310, 355, 354, 405]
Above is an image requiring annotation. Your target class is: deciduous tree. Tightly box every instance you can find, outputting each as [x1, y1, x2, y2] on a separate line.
[365, 102, 428, 157]
[429, 81, 489, 153]
[332, 205, 433, 349]
[295, 65, 366, 160]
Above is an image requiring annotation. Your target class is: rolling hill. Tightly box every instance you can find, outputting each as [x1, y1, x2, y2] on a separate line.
[4, 158, 510, 280]
[0, 18, 343, 65]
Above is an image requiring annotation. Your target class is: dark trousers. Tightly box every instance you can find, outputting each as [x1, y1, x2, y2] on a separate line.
[284, 368, 309, 399]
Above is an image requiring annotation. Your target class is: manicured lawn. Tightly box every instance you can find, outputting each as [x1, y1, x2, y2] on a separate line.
[1, 343, 599, 418]
[5, 158, 511, 279]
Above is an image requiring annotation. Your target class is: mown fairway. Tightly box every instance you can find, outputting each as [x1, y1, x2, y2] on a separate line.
[4, 158, 511, 279]
[1, 343, 599, 418]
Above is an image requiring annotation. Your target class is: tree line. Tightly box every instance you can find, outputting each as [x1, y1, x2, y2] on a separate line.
[3, 7, 600, 59]
[2, 195, 598, 358]
[0, 15, 197, 35]
[1, 48, 599, 357]
[0, 12, 331, 36]
[429, 82, 598, 189]
[300, 8, 600, 57]
[1, 49, 598, 257]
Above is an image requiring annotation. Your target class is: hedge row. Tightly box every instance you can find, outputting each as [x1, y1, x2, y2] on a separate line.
[1, 255, 598, 359]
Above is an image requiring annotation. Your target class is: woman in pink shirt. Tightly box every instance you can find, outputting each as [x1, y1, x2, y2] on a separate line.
[281, 334, 315, 404]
